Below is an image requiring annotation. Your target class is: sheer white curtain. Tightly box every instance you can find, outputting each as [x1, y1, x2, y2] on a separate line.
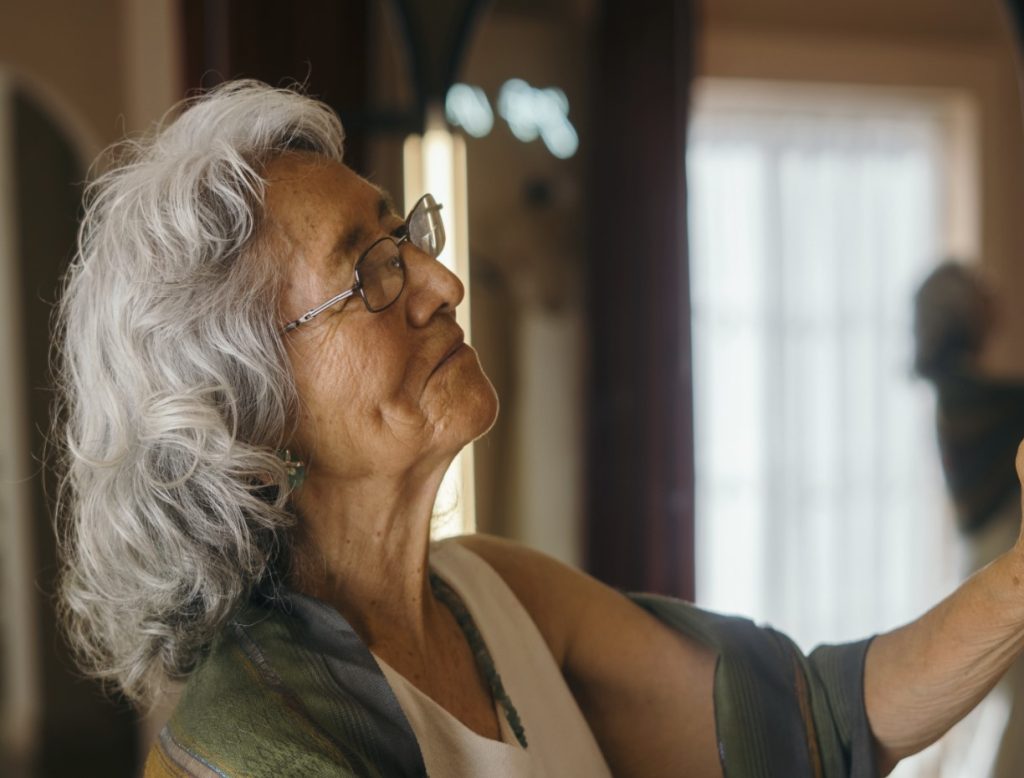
[689, 84, 980, 776]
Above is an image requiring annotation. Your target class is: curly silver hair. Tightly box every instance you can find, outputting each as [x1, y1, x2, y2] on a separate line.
[54, 80, 344, 705]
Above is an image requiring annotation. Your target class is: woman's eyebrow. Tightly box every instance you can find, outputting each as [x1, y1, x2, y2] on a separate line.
[378, 191, 398, 220]
[330, 193, 396, 263]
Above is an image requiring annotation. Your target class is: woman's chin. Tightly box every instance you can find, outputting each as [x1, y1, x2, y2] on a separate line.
[456, 374, 500, 445]
[432, 359, 500, 450]
[470, 378, 500, 441]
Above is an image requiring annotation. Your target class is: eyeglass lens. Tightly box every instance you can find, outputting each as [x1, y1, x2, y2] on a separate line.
[356, 195, 445, 312]
[407, 194, 446, 257]
[359, 241, 405, 312]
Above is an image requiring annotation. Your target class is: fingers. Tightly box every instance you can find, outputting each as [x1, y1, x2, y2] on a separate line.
[1016, 438, 1024, 486]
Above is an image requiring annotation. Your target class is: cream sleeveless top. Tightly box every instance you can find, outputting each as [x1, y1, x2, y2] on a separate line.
[371, 540, 613, 777]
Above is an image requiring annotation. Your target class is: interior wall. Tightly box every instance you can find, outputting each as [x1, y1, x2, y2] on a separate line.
[697, 0, 1024, 378]
[0, 3, 182, 773]
[703, 0, 1006, 41]
[1, 1, 123, 151]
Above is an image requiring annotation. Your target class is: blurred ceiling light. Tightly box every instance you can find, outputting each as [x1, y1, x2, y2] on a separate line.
[445, 83, 494, 138]
[498, 78, 579, 159]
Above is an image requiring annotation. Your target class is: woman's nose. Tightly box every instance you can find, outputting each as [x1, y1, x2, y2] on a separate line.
[403, 245, 465, 326]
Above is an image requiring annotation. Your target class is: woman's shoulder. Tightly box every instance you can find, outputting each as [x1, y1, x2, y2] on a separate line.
[439, 531, 568, 587]
[442, 535, 725, 776]
[439, 533, 647, 670]
[437, 534, 569, 661]
[151, 617, 348, 774]
[148, 606, 400, 777]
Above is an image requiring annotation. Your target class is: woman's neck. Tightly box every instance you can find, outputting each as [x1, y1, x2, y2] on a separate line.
[286, 463, 450, 652]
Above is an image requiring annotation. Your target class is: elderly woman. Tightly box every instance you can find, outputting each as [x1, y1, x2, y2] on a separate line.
[55, 80, 1024, 777]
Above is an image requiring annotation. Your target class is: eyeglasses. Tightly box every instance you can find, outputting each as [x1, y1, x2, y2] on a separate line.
[281, 193, 445, 334]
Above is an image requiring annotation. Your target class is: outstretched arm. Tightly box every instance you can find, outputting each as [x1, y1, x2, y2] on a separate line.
[865, 444, 1024, 773]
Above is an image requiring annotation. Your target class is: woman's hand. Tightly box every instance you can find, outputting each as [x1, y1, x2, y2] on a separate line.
[863, 438, 1024, 773]
[1013, 441, 1024, 555]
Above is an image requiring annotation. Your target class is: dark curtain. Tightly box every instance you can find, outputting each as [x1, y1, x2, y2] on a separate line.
[1007, 0, 1024, 43]
[181, 0, 487, 174]
[1004, 0, 1024, 124]
[182, 0, 374, 170]
[584, 0, 697, 599]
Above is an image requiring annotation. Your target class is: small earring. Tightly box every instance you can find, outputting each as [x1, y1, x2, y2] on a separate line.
[277, 449, 307, 491]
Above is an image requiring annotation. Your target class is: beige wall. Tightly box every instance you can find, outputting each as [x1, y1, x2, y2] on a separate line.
[0, 1, 181, 768]
[702, 0, 1006, 41]
[1, 0, 124, 152]
[1, 0, 181, 153]
[698, 0, 1024, 377]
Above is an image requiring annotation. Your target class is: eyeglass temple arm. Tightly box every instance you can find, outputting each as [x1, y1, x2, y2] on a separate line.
[281, 287, 358, 333]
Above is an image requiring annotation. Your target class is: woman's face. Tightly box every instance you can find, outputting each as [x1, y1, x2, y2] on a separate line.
[268, 153, 498, 480]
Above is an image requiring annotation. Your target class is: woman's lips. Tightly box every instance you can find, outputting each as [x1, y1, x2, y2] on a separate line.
[438, 341, 466, 368]
[430, 337, 466, 377]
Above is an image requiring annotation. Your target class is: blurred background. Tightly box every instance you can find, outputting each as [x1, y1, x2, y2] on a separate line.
[2, 0, 1024, 775]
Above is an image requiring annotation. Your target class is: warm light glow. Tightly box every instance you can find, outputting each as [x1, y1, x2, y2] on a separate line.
[404, 107, 474, 538]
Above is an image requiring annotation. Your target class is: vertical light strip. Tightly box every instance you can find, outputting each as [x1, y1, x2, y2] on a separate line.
[404, 106, 475, 537]
[0, 74, 40, 767]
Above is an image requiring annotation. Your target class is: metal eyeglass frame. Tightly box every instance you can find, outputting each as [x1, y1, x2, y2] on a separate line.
[280, 194, 444, 334]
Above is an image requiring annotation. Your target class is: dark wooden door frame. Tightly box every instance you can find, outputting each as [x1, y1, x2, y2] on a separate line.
[584, 0, 697, 599]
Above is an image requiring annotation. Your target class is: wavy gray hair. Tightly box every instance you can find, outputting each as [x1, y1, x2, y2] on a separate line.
[54, 80, 344, 705]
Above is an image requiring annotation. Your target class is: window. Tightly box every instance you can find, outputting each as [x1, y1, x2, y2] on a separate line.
[689, 79, 991, 776]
